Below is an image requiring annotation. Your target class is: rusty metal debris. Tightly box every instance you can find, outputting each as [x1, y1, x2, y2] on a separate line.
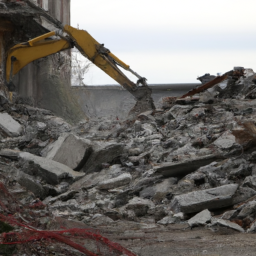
[180, 68, 245, 99]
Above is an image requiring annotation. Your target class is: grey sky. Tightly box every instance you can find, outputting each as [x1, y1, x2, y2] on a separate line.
[71, 0, 256, 85]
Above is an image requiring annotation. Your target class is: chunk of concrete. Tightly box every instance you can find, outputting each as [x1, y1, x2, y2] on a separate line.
[211, 218, 244, 232]
[188, 209, 212, 227]
[170, 184, 238, 214]
[242, 175, 256, 190]
[81, 142, 124, 174]
[126, 197, 155, 217]
[70, 165, 123, 190]
[213, 131, 237, 150]
[221, 210, 237, 220]
[0, 149, 20, 160]
[17, 172, 46, 199]
[19, 151, 85, 185]
[140, 178, 177, 200]
[247, 221, 256, 233]
[0, 112, 23, 137]
[157, 216, 177, 225]
[154, 154, 221, 177]
[97, 173, 132, 190]
[232, 186, 256, 205]
[44, 133, 93, 170]
[237, 200, 256, 219]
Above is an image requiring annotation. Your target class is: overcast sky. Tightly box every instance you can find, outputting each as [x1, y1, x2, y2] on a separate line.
[71, 0, 256, 85]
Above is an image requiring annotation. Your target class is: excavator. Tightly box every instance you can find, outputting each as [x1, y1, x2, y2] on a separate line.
[5, 24, 155, 115]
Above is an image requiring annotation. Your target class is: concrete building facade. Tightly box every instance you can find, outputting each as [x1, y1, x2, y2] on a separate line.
[0, 0, 85, 123]
[35, 0, 70, 25]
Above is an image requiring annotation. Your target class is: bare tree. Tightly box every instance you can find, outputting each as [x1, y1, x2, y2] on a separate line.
[71, 48, 91, 86]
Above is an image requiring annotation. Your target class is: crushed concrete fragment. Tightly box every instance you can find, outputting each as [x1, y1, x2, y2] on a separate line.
[188, 209, 212, 227]
[213, 131, 237, 150]
[97, 173, 132, 190]
[126, 197, 155, 217]
[0, 112, 23, 137]
[242, 175, 256, 190]
[157, 216, 177, 225]
[17, 171, 46, 199]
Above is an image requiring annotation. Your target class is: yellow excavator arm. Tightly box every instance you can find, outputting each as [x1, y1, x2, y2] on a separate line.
[6, 25, 155, 113]
[6, 32, 70, 83]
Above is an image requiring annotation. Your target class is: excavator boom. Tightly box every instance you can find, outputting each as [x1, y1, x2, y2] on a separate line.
[6, 36, 70, 83]
[6, 25, 155, 115]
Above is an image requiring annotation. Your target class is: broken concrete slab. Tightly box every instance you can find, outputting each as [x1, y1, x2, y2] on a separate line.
[0, 112, 23, 137]
[97, 173, 132, 190]
[19, 151, 85, 185]
[41, 133, 67, 157]
[211, 218, 244, 233]
[70, 165, 123, 190]
[81, 142, 124, 174]
[188, 209, 212, 227]
[170, 184, 238, 214]
[0, 148, 20, 160]
[44, 133, 93, 170]
[154, 154, 222, 177]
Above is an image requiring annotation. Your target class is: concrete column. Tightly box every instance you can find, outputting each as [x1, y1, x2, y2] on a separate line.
[0, 32, 4, 87]
[48, 0, 61, 21]
[0, 18, 13, 94]
[62, 0, 70, 25]
[48, 0, 69, 24]
[11, 1, 83, 122]
[42, 0, 49, 11]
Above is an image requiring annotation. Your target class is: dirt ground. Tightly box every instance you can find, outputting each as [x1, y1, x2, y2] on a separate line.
[98, 222, 256, 256]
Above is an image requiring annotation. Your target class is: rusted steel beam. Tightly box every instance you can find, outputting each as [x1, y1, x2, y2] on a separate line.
[180, 69, 245, 99]
[180, 72, 230, 99]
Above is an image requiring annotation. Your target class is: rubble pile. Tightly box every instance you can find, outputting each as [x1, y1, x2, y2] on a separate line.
[1, 68, 256, 254]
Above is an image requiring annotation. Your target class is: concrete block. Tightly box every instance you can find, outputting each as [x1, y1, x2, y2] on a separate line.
[170, 184, 238, 214]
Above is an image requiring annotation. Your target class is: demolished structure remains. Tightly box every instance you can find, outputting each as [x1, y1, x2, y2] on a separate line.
[2, 0, 256, 256]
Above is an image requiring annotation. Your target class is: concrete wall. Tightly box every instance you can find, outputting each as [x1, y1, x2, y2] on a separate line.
[72, 84, 198, 119]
